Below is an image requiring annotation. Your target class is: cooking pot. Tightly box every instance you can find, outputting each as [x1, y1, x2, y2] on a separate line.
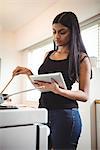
[0, 88, 36, 104]
[0, 75, 36, 104]
[0, 94, 8, 104]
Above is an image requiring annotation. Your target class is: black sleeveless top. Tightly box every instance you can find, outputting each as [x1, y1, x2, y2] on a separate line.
[38, 50, 78, 109]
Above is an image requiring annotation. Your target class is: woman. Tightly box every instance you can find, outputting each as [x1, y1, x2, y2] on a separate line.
[13, 12, 92, 150]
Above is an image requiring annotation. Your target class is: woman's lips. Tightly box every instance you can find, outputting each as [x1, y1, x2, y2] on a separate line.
[55, 40, 62, 44]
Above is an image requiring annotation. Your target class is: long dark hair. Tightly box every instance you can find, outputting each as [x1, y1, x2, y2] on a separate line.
[52, 11, 89, 82]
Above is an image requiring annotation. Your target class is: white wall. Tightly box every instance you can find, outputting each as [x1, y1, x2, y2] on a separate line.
[15, 0, 99, 51]
[0, 30, 22, 103]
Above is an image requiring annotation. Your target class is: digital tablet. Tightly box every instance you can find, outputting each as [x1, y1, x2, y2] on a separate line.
[29, 72, 67, 92]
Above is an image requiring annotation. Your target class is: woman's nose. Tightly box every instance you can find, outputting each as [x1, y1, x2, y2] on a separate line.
[55, 33, 60, 39]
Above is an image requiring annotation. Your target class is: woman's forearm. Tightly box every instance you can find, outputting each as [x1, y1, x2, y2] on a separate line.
[57, 88, 89, 102]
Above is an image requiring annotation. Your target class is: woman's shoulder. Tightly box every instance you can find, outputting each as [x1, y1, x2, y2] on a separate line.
[44, 50, 54, 61]
[80, 52, 92, 79]
[80, 52, 91, 71]
[80, 52, 89, 63]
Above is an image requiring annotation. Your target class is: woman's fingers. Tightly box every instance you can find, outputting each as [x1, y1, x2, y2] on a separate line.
[33, 79, 59, 93]
[13, 66, 20, 76]
[13, 66, 32, 76]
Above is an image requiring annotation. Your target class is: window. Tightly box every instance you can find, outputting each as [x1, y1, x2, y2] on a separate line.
[25, 14, 100, 101]
[26, 41, 53, 101]
[81, 25, 99, 57]
[80, 14, 100, 67]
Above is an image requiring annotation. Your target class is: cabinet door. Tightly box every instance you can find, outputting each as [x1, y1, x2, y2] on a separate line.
[0, 125, 36, 150]
[96, 104, 100, 150]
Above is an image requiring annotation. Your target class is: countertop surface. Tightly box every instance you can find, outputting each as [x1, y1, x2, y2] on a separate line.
[95, 100, 100, 104]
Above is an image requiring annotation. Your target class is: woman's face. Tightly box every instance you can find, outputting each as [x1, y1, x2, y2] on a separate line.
[52, 23, 71, 47]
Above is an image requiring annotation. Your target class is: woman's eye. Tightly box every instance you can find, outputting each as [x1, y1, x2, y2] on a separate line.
[60, 32, 66, 35]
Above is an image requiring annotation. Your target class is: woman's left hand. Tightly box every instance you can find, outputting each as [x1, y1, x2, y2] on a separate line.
[33, 78, 60, 94]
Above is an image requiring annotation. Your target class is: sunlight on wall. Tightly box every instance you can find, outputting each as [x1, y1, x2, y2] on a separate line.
[26, 43, 53, 101]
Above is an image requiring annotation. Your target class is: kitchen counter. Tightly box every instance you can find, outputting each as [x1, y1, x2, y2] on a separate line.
[95, 100, 100, 104]
[0, 107, 49, 150]
[95, 100, 100, 150]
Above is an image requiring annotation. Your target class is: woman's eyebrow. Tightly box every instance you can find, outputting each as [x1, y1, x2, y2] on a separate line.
[53, 28, 67, 32]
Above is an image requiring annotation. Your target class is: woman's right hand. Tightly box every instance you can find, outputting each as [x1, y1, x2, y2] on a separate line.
[12, 66, 33, 76]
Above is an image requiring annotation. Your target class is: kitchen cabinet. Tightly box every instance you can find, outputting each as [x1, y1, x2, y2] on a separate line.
[95, 100, 100, 150]
[0, 107, 49, 150]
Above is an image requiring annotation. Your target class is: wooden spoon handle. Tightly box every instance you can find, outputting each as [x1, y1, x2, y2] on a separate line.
[1, 76, 14, 94]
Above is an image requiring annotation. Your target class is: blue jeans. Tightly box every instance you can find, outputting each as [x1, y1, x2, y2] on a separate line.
[48, 108, 82, 150]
